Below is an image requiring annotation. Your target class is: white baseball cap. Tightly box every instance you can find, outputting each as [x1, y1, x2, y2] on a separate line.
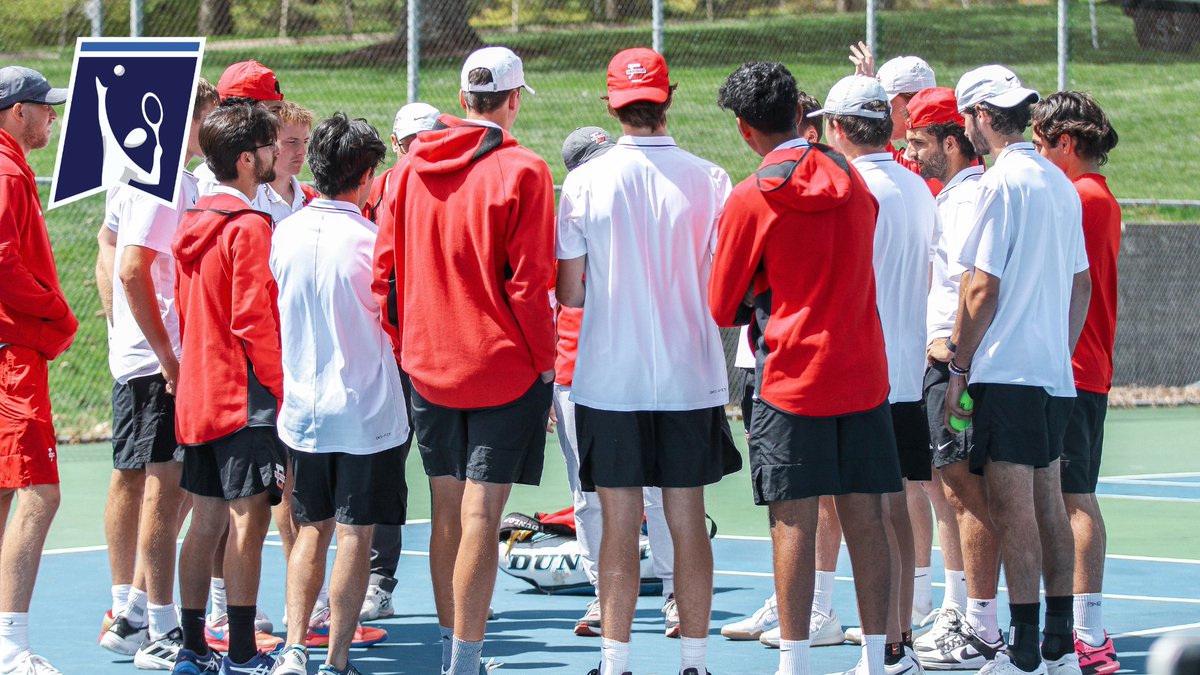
[808, 75, 890, 119]
[876, 56, 936, 99]
[460, 46, 535, 95]
[392, 102, 440, 140]
[955, 65, 1039, 112]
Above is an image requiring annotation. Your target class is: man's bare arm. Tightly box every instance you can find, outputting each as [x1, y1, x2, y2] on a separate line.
[1067, 269, 1092, 353]
[96, 226, 117, 322]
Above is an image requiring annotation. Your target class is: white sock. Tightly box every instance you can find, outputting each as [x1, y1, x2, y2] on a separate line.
[863, 634, 887, 675]
[943, 569, 967, 612]
[316, 582, 330, 610]
[449, 637, 483, 675]
[813, 570, 835, 616]
[966, 598, 1001, 642]
[439, 625, 453, 671]
[208, 578, 227, 621]
[0, 613, 30, 668]
[601, 637, 630, 675]
[126, 587, 149, 628]
[148, 603, 180, 641]
[1074, 593, 1104, 647]
[111, 583, 132, 617]
[679, 636, 706, 671]
[779, 638, 810, 675]
[914, 567, 933, 616]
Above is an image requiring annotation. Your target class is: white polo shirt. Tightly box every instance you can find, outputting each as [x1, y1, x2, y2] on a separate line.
[194, 161, 272, 213]
[851, 152, 939, 404]
[270, 199, 410, 454]
[556, 135, 732, 412]
[104, 172, 199, 384]
[958, 142, 1087, 397]
[263, 175, 309, 224]
[928, 165, 985, 342]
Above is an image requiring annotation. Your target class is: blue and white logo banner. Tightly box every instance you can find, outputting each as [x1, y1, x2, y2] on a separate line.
[49, 38, 205, 210]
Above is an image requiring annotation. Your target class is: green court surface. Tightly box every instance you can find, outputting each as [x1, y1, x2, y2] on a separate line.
[48, 406, 1200, 559]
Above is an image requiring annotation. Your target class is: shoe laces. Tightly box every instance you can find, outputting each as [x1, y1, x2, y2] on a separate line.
[25, 655, 62, 675]
[482, 657, 503, 671]
[585, 598, 601, 615]
[752, 598, 779, 624]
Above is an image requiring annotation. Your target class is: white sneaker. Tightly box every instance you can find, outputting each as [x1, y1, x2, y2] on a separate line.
[100, 615, 150, 655]
[574, 598, 602, 637]
[844, 626, 863, 645]
[721, 594, 778, 640]
[830, 653, 922, 675]
[913, 607, 960, 652]
[759, 607, 844, 648]
[1044, 652, 1083, 675]
[360, 584, 395, 622]
[272, 645, 308, 675]
[8, 654, 62, 675]
[912, 608, 941, 640]
[918, 614, 1005, 671]
[979, 652, 1048, 675]
[255, 608, 273, 633]
[132, 627, 183, 670]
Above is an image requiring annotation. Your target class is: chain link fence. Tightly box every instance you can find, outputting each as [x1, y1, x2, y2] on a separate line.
[4, 0, 1198, 438]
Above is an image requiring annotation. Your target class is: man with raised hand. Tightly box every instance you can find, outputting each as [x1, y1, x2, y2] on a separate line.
[710, 61, 898, 675]
[553, 126, 678, 640]
[946, 65, 1091, 675]
[816, 73, 935, 675]
[170, 103, 285, 675]
[903, 86, 1005, 671]
[374, 46, 555, 675]
[557, 47, 740, 675]
[269, 113, 408, 675]
[98, 79, 220, 670]
[1031, 91, 1122, 675]
[0, 65, 76, 675]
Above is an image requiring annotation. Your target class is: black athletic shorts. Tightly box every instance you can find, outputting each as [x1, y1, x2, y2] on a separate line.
[290, 444, 409, 526]
[739, 367, 756, 432]
[892, 400, 932, 481]
[411, 378, 551, 486]
[180, 426, 287, 505]
[967, 383, 1073, 476]
[111, 374, 182, 470]
[748, 398, 902, 505]
[1061, 390, 1106, 494]
[924, 362, 973, 469]
[574, 404, 741, 491]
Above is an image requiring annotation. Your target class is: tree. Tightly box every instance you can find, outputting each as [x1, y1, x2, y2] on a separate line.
[199, 0, 234, 35]
[420, 0, 483, 53]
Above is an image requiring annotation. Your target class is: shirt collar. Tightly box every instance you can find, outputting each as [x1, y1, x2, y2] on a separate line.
[307, 198, 378, 233]
[264, 176, 304, 208]
[851, 152, 895, 165]
[772, 138, 810, 152]
[465, 118, 502, 130]
[210, 184, 254, 206]
[995, 141, 1035, 162]
[942, 164, 985, 192]
[617, 135, 677, 148]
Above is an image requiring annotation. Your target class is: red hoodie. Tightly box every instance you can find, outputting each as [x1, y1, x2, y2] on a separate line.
[710, 142, 889, 417]
[0, 130, 77, 360]
[372, 115, 555, 409]
[172, 190, 283, 445]
[368, 158, 405, 361]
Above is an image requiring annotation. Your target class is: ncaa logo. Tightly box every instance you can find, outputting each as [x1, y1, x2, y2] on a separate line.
[625, 62, 648, 83]
[48, 38, 205, 210]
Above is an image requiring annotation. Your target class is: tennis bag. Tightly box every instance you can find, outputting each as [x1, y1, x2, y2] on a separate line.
[496, 507, 716, 596]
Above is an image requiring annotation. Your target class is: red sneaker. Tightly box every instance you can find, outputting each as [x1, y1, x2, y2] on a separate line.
[1076, 633, 1121, 675]
[98, 610, 115, 643]
[204, 615, 284, 653]
[304, 622, 389, 648]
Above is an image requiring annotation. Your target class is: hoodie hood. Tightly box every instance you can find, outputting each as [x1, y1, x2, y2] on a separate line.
[407, 114, 517, 176]
[173, 193, 268, 263]
[0, 129, 33, 182]
[755, 142, 854, 213]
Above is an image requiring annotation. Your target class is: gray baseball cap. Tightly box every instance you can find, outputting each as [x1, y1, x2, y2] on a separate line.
[562, 126, 615, 172]
[808, 75, 890, 120]
[0, 67, 68, 109]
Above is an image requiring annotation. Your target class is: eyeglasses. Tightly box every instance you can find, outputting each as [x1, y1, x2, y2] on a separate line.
[254, 142, 278, 152]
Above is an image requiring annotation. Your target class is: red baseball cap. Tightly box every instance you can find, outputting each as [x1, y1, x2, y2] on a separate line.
[606, 48, 670, 109]
[217, 60, 283, 102]
[906, 87, 964, 130]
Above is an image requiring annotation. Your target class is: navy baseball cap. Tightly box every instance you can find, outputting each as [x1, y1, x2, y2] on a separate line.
[0, 67, 68, 109]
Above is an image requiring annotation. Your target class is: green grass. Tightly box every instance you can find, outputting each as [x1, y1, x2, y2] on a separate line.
[14, 3, 1200, 434]
[49, 409, 1200, 560]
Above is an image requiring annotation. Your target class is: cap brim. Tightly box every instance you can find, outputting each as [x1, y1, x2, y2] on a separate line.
[608, 86, 669, 109]
[806, 107, 828, 118]
[986, 87, 1039, 108]
[37, 88, 68, 105]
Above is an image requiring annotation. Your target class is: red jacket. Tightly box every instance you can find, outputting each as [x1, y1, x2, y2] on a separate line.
[172, 192, 283, 445]
[372, 115, 556, 408]
[368, 159, 404, 362]
[0, 130, 77, 360]
[710, 143, 889, 417]
[1071, 174, 1121, 395]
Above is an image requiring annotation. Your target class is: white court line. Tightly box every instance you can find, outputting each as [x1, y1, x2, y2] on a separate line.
[1102, 471, 1200, 481]
[1099, 478, 1200, 488]
[1115, 622, 1200, 638]
[1096, 494, 1200, 504]
[43, 544, 109, 555]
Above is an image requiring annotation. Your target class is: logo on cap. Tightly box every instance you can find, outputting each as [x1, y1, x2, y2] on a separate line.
[589, 131, 608, 144]
[49, 38, 206, 210]
[625, 63, 648, 83]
